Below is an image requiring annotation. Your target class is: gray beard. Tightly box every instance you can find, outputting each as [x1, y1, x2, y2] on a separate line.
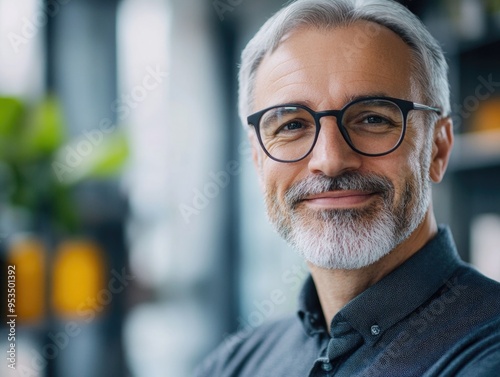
[265, 171, 430, 270]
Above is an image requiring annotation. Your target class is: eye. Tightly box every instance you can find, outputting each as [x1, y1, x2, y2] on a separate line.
[282, 121, 304, 131]
[363, 115, 390, 124]
[275, 119, 313, 135]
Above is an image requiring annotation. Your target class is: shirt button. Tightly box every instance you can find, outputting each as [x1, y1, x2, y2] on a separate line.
[371, 325, 381, 336]
[321, 362, 333, 372]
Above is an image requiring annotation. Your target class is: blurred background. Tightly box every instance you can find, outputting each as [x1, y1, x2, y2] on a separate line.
[0, 0, 499, 376]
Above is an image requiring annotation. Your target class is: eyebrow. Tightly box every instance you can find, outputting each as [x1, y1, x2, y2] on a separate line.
[273, 92, 395, 110]
[344, 92, 393, 103]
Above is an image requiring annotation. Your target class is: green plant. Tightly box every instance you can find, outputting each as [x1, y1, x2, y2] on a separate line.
[0, 96, 129, 234]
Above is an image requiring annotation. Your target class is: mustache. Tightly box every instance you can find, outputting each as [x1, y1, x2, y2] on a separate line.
[284, 172, 394, 208]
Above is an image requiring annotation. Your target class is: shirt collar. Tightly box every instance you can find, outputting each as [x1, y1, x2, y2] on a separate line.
[297, 226, 463, 342]
[298, 275, 327, 336]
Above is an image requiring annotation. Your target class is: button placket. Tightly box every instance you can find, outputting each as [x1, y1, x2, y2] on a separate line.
[321, 361, 333, 372]
[311, 357, 335, 376]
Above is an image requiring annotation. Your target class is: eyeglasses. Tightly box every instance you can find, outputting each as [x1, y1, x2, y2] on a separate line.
[247, 96, 442, 163]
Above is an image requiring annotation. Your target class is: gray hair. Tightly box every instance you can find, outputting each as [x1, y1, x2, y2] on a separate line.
[238, 0, 450, 127]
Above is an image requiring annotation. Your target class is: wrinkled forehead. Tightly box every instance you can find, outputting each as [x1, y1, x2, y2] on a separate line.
[253, 22, 417, 111]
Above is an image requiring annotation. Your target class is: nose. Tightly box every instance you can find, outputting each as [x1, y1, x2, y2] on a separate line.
[307, 117, 363, 177]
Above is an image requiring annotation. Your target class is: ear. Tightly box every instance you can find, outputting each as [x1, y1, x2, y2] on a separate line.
[248, 130, 265, 190]
[429, 116, 454, 183]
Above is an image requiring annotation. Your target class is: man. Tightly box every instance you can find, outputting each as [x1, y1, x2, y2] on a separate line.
[196, 0, 500, 376]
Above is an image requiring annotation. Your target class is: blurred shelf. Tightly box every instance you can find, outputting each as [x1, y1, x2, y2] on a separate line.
[458, 26, 500, 54]
[449, 130, 500, 172]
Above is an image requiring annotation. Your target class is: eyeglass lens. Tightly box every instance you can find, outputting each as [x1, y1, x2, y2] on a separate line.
[258, 99, 404, 161]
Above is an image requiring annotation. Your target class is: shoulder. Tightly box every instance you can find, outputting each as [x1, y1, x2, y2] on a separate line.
[440, 264, 500, 334]
[425, 316, 500, 377]
[426, 266, 500, 376]
[454, 264, 500, 307]
[194, 315, 303, 377]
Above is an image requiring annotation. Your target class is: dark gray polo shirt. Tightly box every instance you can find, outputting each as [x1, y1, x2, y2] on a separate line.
[195, 226, 500, 376]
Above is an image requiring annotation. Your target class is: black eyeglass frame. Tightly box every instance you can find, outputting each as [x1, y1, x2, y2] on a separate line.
[247, 96, 442, 163]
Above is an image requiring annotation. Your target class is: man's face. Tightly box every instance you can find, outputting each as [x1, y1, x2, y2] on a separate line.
[251, 22, 435, 270]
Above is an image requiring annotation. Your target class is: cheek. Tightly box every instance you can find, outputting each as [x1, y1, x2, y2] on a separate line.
[369, 151, 420, 203]
[261, 159, 305, 199]
[404, 123, 430, 168]
[389, 125, 428, 178]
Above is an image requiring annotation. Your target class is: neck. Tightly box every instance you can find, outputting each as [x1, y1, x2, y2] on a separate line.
[309, 209, 438, 332]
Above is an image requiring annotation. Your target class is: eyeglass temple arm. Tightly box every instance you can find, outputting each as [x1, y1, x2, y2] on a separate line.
[413, 102, 443, 116]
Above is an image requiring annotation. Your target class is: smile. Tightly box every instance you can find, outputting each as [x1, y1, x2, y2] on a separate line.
[301, 190, 379, 209]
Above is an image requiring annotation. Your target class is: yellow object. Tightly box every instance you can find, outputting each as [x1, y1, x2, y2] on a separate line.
[7, 235, 46, 324]
[52, 239, 106, 319]
[471, 98, 500, 132]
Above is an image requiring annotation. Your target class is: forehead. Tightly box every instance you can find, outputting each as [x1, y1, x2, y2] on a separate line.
[253, 21, 415, 112]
